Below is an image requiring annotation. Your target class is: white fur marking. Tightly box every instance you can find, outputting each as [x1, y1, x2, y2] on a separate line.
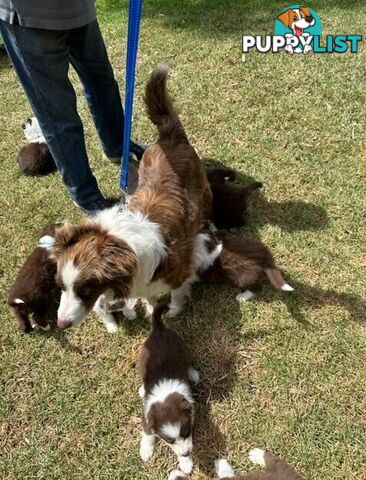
[140, 431, 156, 461]
[161, 422, 181, 439]
[14, 298, 25, 304]
[178, 455, 193, 475]
[139, 385, 145, 398]
[38, 235, 55, 250]
[23, 117, 46, 144]
[282, 283, 295, 292]
[215, 458, 236, 478]
[236, 290, 255, 302]
[187, 367, 200, 384]
[168, 470, 186, 480]
[144, 379, 193, 418]
[249, 448, 266, 466]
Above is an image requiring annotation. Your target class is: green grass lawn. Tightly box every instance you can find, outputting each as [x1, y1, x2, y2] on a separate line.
[1, 1, 366, 478]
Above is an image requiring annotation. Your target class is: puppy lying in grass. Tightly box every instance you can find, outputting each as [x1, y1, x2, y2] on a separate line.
[198, 231, 294, 302]
[168, 448, 304, 479]
[18, 117, 56, 176]
[138, 302, 199, 475]
[8, 223, 62, 332]
[206, 167, 264, 229]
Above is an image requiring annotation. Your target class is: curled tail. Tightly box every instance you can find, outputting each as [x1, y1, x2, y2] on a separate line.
[265, 267, 294, 292]
[144, 64, 188, 143]
[151, 302, 169, 331]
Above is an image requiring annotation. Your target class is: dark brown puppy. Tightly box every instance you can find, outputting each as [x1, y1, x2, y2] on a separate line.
[206, 167, 263, 229]
[17, 143, 56, 176]
[8, 223, 62, 332]
[137, 302, 199, 475]
[215, 449, 305, 479]
[198, 231, 294, 301]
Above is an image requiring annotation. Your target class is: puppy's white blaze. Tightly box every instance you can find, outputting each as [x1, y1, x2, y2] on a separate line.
[214, 458, 236, 478]
[144, 379, 193, 417]
[38, 235, 55, 250]
[236, 290, 255, 302]
[161, 422, 181, 439]
[282, 283, 295, 292]
[14, 298, 25, 304]
[249, 448, 266, 466]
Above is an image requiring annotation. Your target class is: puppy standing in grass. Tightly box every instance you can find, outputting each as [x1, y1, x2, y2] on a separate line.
[138, 302, 199, 475]
[198, 231, 294, 302]
[8, 223, 62, 332]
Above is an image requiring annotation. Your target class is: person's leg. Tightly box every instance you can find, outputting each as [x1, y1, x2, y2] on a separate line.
[67, 20, 144, 161]
[0, 19, 106, 213]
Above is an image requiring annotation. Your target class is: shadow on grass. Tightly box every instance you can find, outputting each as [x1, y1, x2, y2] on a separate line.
[99, 0, 366, 38]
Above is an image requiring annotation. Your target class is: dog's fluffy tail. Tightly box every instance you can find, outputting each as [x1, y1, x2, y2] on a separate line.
[265, 268, 294, 292]
[144, 64, 188, 144]
[151, 302, 169, 331]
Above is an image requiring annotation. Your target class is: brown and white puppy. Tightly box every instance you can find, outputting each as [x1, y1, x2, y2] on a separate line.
[206, 167, 263, 229]
[17, 117, 56, 176]
[52, 64, 212, 332]
[8, 223, 62, 332]
[198, 231, 294, 302]
[138, 302, 199, 474]
[215, 448, 305, 479]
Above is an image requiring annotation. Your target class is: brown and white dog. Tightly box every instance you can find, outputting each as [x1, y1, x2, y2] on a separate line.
[138, 302, 199, 474]
[168, 448, 304, 479]
[8, 223, 62, 332]
[17, 117, 56, 176]
[197, 231, 294, 302]
[214, 449, 305, 479]
[51, 64, 212, 332]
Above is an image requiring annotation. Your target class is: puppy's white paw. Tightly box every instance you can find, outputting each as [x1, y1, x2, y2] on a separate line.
[281, 283, 295, 292]
[144, 301, 155, 316]
[236, 290, 255, 302]
[138, 385, 145, 398]
[105, 322, 119, 334]
[33, 324, 50, 332]
[178, 455, 193, 475]
[188, 367, 200, 384]
[168, 469, 187, 480]
[249, 448, 265, 466]
[140, 442, 154, 462]
[214, 458, 235, 478]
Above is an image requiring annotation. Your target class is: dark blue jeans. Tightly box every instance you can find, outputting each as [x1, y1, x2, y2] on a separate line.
[0, 19, 126, 212]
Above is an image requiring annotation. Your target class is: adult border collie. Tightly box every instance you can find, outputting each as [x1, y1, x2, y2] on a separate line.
[52, 64, 212, 331]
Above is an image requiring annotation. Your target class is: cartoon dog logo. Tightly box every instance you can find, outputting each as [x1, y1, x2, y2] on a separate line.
[277, 6, 316, 54]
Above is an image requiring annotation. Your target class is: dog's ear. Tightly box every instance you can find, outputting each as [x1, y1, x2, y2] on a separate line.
[51, 223, 97, 259]
[300, 6, 312, 17]
[277, 9, 295, 27]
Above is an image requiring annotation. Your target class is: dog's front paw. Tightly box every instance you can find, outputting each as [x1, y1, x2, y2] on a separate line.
[178, 455, 193, 475]
[140, 443, 154, 462]
[168, 469, 187, 480]
[105, 321, 119, 334]
[188, 367, 200, 385]
[248, 448, 265, 466]
[123, 308, 137, 320]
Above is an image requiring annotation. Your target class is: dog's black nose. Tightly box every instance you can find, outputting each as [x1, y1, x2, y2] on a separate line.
[305, 15, 313, 23]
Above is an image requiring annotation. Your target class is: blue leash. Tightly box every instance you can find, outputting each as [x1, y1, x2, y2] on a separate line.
[120, 0, 143, 189]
